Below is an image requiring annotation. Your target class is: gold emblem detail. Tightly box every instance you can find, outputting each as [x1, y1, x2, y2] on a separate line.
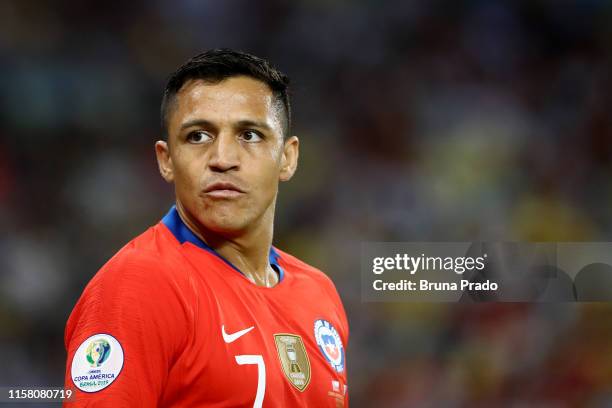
[274, 333, 311, 391]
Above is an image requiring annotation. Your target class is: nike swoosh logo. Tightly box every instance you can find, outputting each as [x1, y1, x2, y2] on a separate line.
[222, 325, 255, 343]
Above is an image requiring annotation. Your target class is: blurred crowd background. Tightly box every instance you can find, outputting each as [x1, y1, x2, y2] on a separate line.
[2, 0, 612, 406]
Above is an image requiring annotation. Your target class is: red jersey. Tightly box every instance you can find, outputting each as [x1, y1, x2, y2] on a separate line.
[64, 206, 349, 407]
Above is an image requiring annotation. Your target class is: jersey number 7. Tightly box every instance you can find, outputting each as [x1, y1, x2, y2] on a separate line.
[235, 354, 266, 408]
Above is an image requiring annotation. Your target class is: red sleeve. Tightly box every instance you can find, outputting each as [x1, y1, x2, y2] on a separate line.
[63, 248, 193, 407]
[320, 274, 350, 349]
[322, 274, 350, 406]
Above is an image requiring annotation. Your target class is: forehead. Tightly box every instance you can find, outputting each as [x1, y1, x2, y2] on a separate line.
[168, 76, 280, 131]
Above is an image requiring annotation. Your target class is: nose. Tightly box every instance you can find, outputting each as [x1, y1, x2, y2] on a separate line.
[208, 132, 240, 172]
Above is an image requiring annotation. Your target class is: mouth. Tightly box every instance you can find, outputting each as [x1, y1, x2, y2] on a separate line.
[203, 182, 246, 199]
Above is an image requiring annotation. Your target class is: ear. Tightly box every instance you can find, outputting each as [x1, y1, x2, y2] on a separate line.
[155, 140, 174, 183]
[279, 136, 299, 182]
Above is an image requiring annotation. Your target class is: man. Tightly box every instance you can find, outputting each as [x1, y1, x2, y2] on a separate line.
[64, 49, 349, 407]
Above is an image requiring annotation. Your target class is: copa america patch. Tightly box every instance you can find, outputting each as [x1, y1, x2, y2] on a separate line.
[71, 333, 124, 392]
[313, 319, 345, 373]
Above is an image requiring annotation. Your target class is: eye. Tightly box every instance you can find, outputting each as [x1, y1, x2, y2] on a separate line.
[187, 130, 212, 144]
[240, 130, 263, 143]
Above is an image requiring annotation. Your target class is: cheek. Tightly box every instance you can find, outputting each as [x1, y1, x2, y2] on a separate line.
[255, 144, 283, 178]
[173, 150, 205, 189]
[250, 161, 281, 199]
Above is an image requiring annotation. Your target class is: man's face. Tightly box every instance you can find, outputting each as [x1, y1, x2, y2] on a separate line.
[156, 76, 298, 236]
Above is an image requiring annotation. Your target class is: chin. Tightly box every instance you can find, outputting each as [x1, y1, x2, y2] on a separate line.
[201, 214, 250, 236]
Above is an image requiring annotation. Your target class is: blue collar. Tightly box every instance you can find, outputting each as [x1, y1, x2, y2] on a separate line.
[161, 205, 284, 282]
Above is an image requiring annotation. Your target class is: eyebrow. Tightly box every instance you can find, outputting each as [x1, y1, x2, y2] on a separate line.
[180, 119, 216, 130]
[236, 119, 272, 131]
[180, 118, 273, 131]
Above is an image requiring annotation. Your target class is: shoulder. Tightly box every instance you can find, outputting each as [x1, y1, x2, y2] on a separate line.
[65, 223, 195, 346]
[276, 248, 350, 344]
[69, 223, 193, 323]
[276, 248, 335, 287]
[91, 223, 185, 288]
[275, 248, 347, 313]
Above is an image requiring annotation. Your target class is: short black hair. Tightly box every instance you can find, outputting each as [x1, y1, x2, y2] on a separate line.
[160, 48, 291, 140]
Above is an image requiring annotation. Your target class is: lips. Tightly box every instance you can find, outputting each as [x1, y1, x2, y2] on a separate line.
[203, 181, 245, 198]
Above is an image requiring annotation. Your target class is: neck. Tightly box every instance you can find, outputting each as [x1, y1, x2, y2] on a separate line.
[175, 201, 279, 288]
